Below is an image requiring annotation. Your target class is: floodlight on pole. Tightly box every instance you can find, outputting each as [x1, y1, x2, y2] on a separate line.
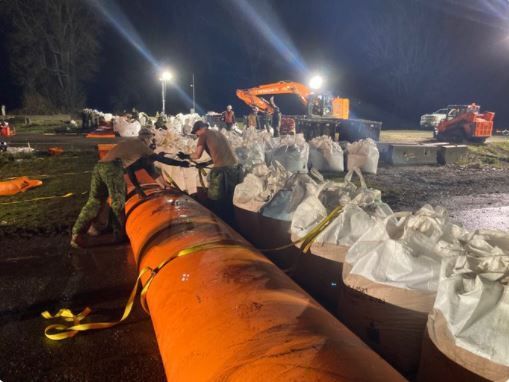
[159, 69, 174, 115]
[309, 75, 324, 90]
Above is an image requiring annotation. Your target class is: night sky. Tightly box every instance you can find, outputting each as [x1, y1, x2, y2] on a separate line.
[1, 0, 509, 127]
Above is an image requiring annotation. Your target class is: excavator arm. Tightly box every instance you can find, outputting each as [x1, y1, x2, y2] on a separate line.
[236, 81, 312, 114]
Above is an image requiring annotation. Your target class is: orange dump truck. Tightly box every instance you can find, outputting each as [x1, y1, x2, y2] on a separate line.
[121, 165, 404, 381]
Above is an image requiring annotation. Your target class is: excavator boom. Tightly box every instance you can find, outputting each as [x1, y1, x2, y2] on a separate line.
[235, 80, 381, 142]
[236, 81, 312, 113]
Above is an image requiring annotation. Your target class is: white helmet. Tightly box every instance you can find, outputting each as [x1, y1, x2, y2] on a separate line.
[226, 105, 232, 111]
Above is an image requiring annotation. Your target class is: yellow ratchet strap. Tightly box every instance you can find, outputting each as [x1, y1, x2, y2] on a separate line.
[257, 205, 343, 253]
[42, 239, 246, 341]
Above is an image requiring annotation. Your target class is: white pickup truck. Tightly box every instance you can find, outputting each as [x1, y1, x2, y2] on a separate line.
[419, 108, 449, 129]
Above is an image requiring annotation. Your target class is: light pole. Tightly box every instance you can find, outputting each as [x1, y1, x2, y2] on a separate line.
[190, 73, 196, 113]
[159, 70, 173, 115]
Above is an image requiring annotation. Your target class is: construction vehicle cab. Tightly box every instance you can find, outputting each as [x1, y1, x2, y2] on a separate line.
[434, 103, 494, 143]
[236, 81, 380, 142]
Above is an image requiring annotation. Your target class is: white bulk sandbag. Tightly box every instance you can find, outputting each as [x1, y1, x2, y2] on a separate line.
[347, 138, 379, 174]
[114, 118, 141, 137]
[346, 204, 464, 292]
[261, 173, 317, 222]
[291, 169, 391, 247]
[234, 143, 265, 170]
[270, 134, 309, 173]
[309, 135, 344, 172]
[157, 163, 206, 194]
[233, 174, 266, 212]
[233, 162, 290, 213]
[431, 230, 509, 368]
[339, 205, 464, 375]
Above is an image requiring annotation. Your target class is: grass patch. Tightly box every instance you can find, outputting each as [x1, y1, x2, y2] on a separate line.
[457, 141, 509, 169]
[0, 150, 97, 237]
[14, 124, 71, 135]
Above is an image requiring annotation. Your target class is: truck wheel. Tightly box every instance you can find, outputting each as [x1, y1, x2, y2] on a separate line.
[468, 137, 486, 144]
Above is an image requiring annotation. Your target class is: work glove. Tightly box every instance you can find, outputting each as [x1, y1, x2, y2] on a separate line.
[195, 161, 211, 169]
[177, 151, 191, 160]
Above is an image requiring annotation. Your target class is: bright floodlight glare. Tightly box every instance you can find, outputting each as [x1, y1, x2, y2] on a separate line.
[309, 75, 324, 90]
[160, 70, 173, 82]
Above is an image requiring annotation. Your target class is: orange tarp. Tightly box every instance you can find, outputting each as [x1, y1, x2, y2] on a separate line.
[0, 177, 43, 196]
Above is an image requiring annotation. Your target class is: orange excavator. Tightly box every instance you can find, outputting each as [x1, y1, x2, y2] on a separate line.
[236, 81, 382, 142]
[434, 103, 494, 143]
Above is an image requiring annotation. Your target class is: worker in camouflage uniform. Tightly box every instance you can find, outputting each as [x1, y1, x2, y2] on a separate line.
[178, 121, 242, 223]
[71, 128, 190, 248]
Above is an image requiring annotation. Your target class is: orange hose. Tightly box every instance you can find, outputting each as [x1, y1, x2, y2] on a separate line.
[124, 180, 404, 381]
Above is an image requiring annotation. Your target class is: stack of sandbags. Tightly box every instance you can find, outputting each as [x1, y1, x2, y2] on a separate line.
[308, 135, 344, 172]
[227, 128, 267, 172]
[340, 205, 465, 376]
[346, 138, 379, 174]
[233, 161, 290, 267]
[269, 133, 309, 173]
[418, 229, 509, 382]
[290, 169, 392, 309]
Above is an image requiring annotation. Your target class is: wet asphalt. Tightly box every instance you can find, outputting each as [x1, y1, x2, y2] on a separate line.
[0, 238, 166, 382]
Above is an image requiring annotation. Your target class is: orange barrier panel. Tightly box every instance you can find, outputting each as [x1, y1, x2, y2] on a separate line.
[97, 144, 117, 160]
[124, 182, 405, 381]
[86, 132, 115, 139]
[48, 147, 64, 156]
[0, 177, 43, 196]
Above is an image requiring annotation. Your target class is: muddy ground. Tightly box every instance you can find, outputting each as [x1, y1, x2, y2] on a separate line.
[1, 130, 508, 381]
[366, 165, 509, 230]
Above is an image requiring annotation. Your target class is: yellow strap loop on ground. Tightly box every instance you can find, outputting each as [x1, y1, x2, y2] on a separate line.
[41, 239, 246, 341]
[0, 192, 75, 205]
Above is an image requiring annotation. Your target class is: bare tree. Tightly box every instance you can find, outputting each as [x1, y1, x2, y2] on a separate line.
[2, 0, 101, 112]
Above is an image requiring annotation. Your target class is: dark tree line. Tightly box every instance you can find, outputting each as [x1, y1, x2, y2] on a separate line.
[1, 0, 101, 113]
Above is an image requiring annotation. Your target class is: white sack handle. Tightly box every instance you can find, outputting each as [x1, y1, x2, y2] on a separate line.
[383, 211, 412, 240]
[344, 168, 367, 189]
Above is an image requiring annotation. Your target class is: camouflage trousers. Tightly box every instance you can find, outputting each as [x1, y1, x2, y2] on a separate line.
[207, 164, 243, 202]
[72, 161, 126, 236]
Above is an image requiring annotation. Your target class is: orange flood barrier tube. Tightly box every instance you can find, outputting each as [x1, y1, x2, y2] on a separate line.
[124, 176, 404, 381]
